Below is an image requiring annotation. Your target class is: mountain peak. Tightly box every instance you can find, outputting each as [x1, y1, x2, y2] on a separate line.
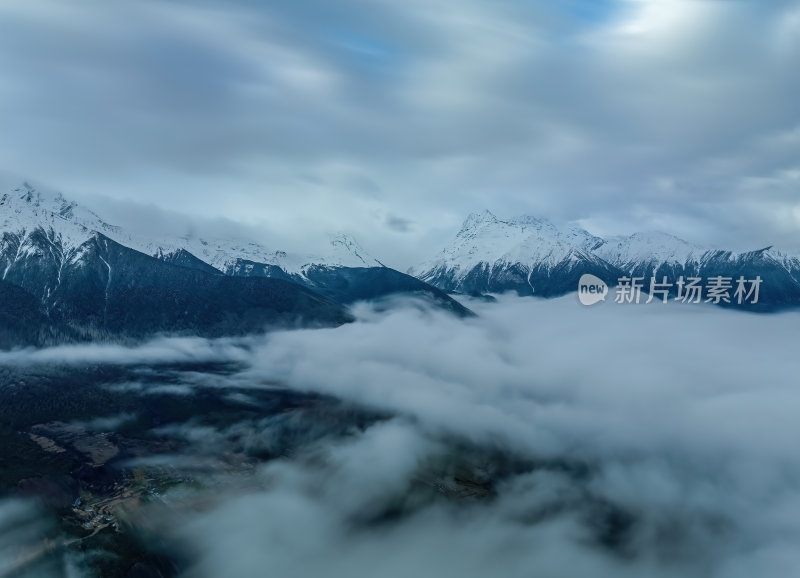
[414, 210, 605, 281]
[6, 182, 101, 223]
[321, 232, 383, 268]
[14, 182, 64, 208]
[1, 183, 103, 253]
[460, 210, 498, 231]
[1, 182, 389, 275]
[329, 232, 362, 251]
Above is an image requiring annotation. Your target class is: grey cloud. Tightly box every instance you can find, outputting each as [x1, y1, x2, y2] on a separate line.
[242, 296, 800, 461]
[385, 213, 415, 232]
[0, 498, 87, 577]
[1, 0, 798, 267]
[12, 296, 798, 576]
[163, 297, 800, 577]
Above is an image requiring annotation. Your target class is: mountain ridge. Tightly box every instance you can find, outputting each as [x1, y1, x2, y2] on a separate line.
[0, 182, 473, 348]
[1, 182, 383, 276]
[412, 211, 800, 308]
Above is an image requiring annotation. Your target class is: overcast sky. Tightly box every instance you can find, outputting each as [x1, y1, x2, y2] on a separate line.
[1, 0, 798, 268]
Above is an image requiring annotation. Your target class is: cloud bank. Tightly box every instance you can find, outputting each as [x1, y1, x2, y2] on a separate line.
[11, 296, 793, 577]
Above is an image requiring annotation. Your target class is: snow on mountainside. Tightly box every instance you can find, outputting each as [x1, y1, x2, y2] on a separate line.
[766, 249, 800, 273]
[410, 210, 618, 297]
[411, 209, 604, 279]
[0, 183, 382, 276]
[598, 231, 800, 277]
[595, 231, 706, 272]
[255, 233, 384, 274]
[414, 210, 800, 279]
[411, 209, 800, 304]
[120, 230, 382, 276]
[0, 183, 472, 327]
[1, 183, 115, 260]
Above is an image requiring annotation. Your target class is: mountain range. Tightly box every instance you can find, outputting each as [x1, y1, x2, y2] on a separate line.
[411, 210, 800, 309]
[0, 183, 470, 348]
[3, 184, 799, 350]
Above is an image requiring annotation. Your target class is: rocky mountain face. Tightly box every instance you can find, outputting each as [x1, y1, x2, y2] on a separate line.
[412, 211, 800, 309]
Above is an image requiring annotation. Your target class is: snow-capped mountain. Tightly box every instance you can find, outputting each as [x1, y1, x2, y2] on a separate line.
[597, 231, 800, 305]
[0, 182, 387, 283]
[595, 231, 705, 274]
[412, 210, 800, 309]
[0, 182, 382, 277]
[1, 183, 119, 276]
[125, 230, 384, 278]
[0, 183, 470, 348]
[410, 210, 619, 297]
[415, 209, 604, 270]
[0, 183, 355, 344]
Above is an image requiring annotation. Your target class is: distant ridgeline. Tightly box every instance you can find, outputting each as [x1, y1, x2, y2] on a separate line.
[0, 183, 471, 349]
[410, 210, 800, 311]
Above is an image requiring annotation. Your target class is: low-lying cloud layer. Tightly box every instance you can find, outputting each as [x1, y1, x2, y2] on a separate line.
[4, 296, 800, 577]
[7, 296, 800, 578]
[176, 298, 800, 577]
[0, 336, 251, 367]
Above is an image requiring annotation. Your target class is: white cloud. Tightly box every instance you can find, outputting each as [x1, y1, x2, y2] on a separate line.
[28, 295, 798, 576]
[1, 0, 798, 266]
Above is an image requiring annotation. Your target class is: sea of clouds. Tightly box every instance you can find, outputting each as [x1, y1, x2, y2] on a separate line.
[3, 295, 800, 577]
